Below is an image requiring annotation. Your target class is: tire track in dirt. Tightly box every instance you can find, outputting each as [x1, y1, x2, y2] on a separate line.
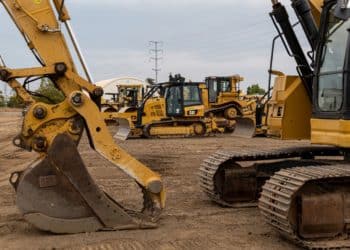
[69, 240, 145, 250]
[0, 111, 306, 250]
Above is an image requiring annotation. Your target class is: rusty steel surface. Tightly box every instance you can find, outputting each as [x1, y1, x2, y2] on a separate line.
[259, 165, 350, 249]
[199, 146, 342, 207]
[14, 134, 160, 233]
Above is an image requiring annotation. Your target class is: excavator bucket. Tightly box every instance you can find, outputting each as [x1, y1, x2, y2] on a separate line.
[10, 134, 157, 234]
[231, 117, 256, 138]
[114, 118, 131, 140]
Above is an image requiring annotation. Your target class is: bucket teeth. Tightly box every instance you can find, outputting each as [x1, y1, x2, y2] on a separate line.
[13, 133, 158, 234]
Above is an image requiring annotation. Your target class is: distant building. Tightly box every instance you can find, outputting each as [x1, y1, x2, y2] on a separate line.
[96, 77, 147, 100]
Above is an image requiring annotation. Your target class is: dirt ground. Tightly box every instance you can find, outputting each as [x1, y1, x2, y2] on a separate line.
[0, 110, 305, 250]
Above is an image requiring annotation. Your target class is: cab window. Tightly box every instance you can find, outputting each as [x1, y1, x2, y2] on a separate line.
[183, 85, 201, 106]
[318, 8, 350, 112]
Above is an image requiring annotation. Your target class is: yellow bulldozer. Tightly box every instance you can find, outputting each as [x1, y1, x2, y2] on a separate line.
[0, 0, 165, 233]
[199, 0, 350, 248]
[112, 74, 257, 139]
[101, 83, 145, 113]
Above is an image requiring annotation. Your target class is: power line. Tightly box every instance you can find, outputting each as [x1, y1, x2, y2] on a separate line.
[149, 41, 163, 84]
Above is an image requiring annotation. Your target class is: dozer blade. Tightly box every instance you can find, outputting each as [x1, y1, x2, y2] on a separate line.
[114, 118, 131, 140]
[11, 134, 156, 234]
[231, 117, 256, 138]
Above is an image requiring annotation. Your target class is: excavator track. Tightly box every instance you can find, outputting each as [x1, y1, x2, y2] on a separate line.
[259, 164, 350, 249]
[199, 146, 342, 207]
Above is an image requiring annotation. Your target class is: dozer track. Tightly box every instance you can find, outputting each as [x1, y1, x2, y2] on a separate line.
[199, 146, 342, 207]
[142, 119, 209, 138]
[259, 164, 350, 249]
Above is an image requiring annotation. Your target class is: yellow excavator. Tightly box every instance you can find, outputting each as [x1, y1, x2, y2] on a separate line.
[199, 0, 350, 248]
[0, 0, 165, 233]
[112, 74, 257, 139]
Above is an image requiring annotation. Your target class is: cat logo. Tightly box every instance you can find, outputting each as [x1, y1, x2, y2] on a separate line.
[34, 0, 42, 4]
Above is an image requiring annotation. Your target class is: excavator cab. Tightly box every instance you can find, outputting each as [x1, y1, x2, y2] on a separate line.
[200, 0, 350, 248]
[311, 0, 350, 146]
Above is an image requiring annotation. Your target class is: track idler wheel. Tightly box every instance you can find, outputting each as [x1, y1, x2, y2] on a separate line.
[193, 122, 206, 136]
[10, 134, 158, 234]
[224, 107, 237, 120]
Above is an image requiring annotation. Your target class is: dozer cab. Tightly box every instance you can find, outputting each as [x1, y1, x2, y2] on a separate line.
[0, 0, 165, 234]
[102, 84, 144, 113]
[102, 84, 144, 124]
[199, 0, 350, 248]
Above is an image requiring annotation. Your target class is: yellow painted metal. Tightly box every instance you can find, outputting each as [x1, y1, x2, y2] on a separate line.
[109, 75, 259, 138]
[265, 74, 311, 140]
[52, 0, 70, 21]
[260, 0, 323, 140]
[311, 119, 350, 148]
[110, 81, 232, 138]
[149, 126, 194, 136]
[1, 65, 56, 78]
[210, 75, 243, 108]
[1, 0, 166, 230]
[7, 79, 35, 104]
[2, 0, 76, 71]
[309, 0, 323, 24]
[70, 92, 165, 208]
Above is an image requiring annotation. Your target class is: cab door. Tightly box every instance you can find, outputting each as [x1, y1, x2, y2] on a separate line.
[207, 79, 218, 103]
[165, 85, 184, 116]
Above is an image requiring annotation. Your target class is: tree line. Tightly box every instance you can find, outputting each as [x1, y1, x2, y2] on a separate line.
[0, 78, 64, 108]
[0, 79, 266, 108]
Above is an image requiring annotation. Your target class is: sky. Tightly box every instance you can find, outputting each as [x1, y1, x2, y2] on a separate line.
[0, 0, 309, 96]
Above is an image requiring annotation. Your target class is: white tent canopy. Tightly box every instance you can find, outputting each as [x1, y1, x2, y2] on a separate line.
[96, 77, 148, 99]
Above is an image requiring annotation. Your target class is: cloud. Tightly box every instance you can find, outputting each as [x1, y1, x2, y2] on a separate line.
[0, 0, 301, 97]
[87, 46, 298, 92]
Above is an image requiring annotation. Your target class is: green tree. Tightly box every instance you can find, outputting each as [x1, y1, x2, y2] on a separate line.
[247, 84, 266, 95]
[34, 78, 65, 104]
[0, 91, 5, 107]
[7, 93, 24, 108]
